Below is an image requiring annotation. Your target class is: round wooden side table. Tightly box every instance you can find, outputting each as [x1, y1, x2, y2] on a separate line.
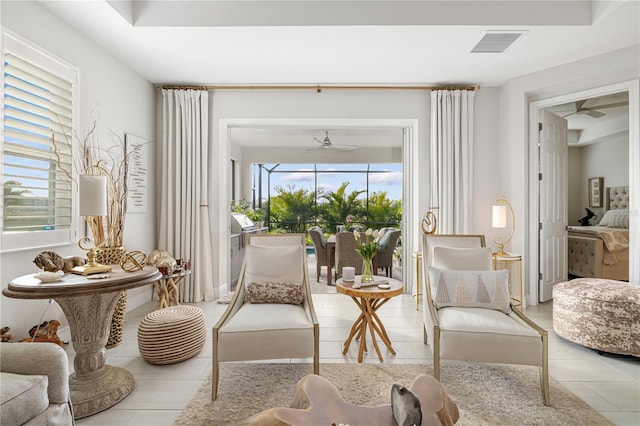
[336, 276, 403, 362]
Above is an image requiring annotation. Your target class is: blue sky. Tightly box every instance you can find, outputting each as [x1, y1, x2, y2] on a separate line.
[255, 163, 403, 202]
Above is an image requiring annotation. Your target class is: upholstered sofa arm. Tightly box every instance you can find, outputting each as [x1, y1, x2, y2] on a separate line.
[0, 343, 70, 404]
[568, 235, 603, 278]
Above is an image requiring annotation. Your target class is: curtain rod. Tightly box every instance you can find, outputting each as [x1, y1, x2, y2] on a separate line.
[158, 84, 478, 92]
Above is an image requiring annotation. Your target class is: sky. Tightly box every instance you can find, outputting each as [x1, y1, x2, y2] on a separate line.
[254, 163, 403, 203]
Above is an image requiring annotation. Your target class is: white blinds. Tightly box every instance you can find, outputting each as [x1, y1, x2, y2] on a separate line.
[2, 33, 76, 246]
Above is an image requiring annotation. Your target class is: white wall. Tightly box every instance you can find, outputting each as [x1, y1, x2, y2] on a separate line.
[568, 135, 629, 224]
[210, 88, 501, 296]
[500, 45, 639, 304]
[568, 147, 584, 225]
[1, 1, 157, 338]
[473, 88, 503, 242]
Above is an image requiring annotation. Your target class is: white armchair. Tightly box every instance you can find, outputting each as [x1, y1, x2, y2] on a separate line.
[0, 342, 75, 424]
[421, 234, 550, 405]
[212, 234, 319, 400]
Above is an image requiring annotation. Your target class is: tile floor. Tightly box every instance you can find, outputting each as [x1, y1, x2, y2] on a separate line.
[68, 273, 639, 425]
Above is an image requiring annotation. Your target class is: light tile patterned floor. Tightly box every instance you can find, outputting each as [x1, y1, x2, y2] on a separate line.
[70, 270, 639, 425]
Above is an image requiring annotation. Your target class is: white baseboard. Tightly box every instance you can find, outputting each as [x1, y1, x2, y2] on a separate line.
[127, 286, 153, 311]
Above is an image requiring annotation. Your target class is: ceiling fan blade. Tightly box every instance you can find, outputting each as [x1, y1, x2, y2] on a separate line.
[581, 98, 600, 108]
[586, 110, 606, 118]
[313, 137, 324, 145]
[575, 100, 587, 110]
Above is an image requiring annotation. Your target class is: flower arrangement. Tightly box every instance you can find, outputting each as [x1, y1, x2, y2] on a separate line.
[353, 228, 386, 282]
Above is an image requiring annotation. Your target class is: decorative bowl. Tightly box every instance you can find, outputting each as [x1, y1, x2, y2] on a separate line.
[34, 270, 64, 283]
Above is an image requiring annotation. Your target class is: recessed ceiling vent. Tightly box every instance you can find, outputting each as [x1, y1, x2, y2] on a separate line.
[471, 32, 525, 53]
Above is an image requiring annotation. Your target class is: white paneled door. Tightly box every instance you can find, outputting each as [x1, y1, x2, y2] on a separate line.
[539, 110, 568, 302]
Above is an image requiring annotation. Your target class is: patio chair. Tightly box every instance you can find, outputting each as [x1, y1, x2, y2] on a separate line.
[212, 233, 320, 400]
[376, 228, 401, 277]
[308, 226, 331, 282]
[421, 233, 550, 405]
[334, 231, 365, 280]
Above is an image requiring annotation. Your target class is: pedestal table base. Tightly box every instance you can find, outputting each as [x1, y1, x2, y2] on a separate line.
[70, 365, 135, 418]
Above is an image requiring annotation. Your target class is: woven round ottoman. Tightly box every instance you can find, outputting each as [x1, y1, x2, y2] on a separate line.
[553, 278, 640, 357]
[138, 305, 207, 364]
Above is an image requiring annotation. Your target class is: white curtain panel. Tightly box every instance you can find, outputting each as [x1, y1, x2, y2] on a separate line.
[160, 89, 214, 303]
[430, 89, 475, 234]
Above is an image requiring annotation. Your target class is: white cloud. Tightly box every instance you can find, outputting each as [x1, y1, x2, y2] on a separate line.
[317, 182, 336, 192]
[364, 171, 403, 185]
[282, 168, 315, 182]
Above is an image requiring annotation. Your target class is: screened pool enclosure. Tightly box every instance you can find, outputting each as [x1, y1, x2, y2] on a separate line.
[250, 163, 403, 233]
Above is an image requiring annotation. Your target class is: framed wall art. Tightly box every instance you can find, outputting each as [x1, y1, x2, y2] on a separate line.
[125, 134, 149, 213]
[588, 177, 603, 208]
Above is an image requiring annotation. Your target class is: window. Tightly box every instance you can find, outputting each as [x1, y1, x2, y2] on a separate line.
[1, 30, 78, 252]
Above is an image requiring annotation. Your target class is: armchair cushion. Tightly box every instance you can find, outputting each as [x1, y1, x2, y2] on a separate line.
[218, 303, 315, 361]
[246, 281, 304, 305]
[244, 244, 303, 288]
[437, 307, 543, 366]
[428, 267, 511, 314]
[0, 342, 73, 425]
[0, 372, 49, 425]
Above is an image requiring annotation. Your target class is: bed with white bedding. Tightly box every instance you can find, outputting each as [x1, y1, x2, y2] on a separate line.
[567, 186, 629, 281]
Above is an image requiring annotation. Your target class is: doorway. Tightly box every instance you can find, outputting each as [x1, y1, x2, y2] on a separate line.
[217, 118, 420, 299]
[528, 80, 639, 303]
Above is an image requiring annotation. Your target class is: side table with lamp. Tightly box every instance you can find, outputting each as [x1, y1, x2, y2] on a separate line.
[492, 196, 524, 309]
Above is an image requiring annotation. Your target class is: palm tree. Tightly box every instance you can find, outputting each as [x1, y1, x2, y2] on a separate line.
[269, 184, 317, 233]
[4, 180, 31, 206]
[319, 182, 365, 230]
[366, 191, 402, 228]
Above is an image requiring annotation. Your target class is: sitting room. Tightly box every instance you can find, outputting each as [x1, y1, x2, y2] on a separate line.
[1, 1, 639, 425]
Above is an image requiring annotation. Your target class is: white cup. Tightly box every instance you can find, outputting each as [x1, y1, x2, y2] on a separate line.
[342, 267, 355, 281]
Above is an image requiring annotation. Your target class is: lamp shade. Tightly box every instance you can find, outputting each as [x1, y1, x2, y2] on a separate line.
[492, 205, 507, 228]
[79, 175, 107, 216]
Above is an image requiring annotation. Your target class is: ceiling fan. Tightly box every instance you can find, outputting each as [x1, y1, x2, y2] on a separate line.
[561, 98, 628, 119]
[307, 130, 357, 152]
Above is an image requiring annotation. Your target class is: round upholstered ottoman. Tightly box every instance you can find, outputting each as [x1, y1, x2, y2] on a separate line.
[553, 279, 640, 357]
[138, 305, 207, 364]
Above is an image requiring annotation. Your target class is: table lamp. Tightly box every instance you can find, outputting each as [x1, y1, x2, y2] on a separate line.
[492, 196, 514, 256]
[71, 175, 113, 275]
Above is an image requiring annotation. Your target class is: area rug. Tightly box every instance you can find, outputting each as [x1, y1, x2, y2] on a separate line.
[173, 362, 611, 425]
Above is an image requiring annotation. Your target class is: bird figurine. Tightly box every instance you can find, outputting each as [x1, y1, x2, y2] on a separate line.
[578, 208, 597, 226]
